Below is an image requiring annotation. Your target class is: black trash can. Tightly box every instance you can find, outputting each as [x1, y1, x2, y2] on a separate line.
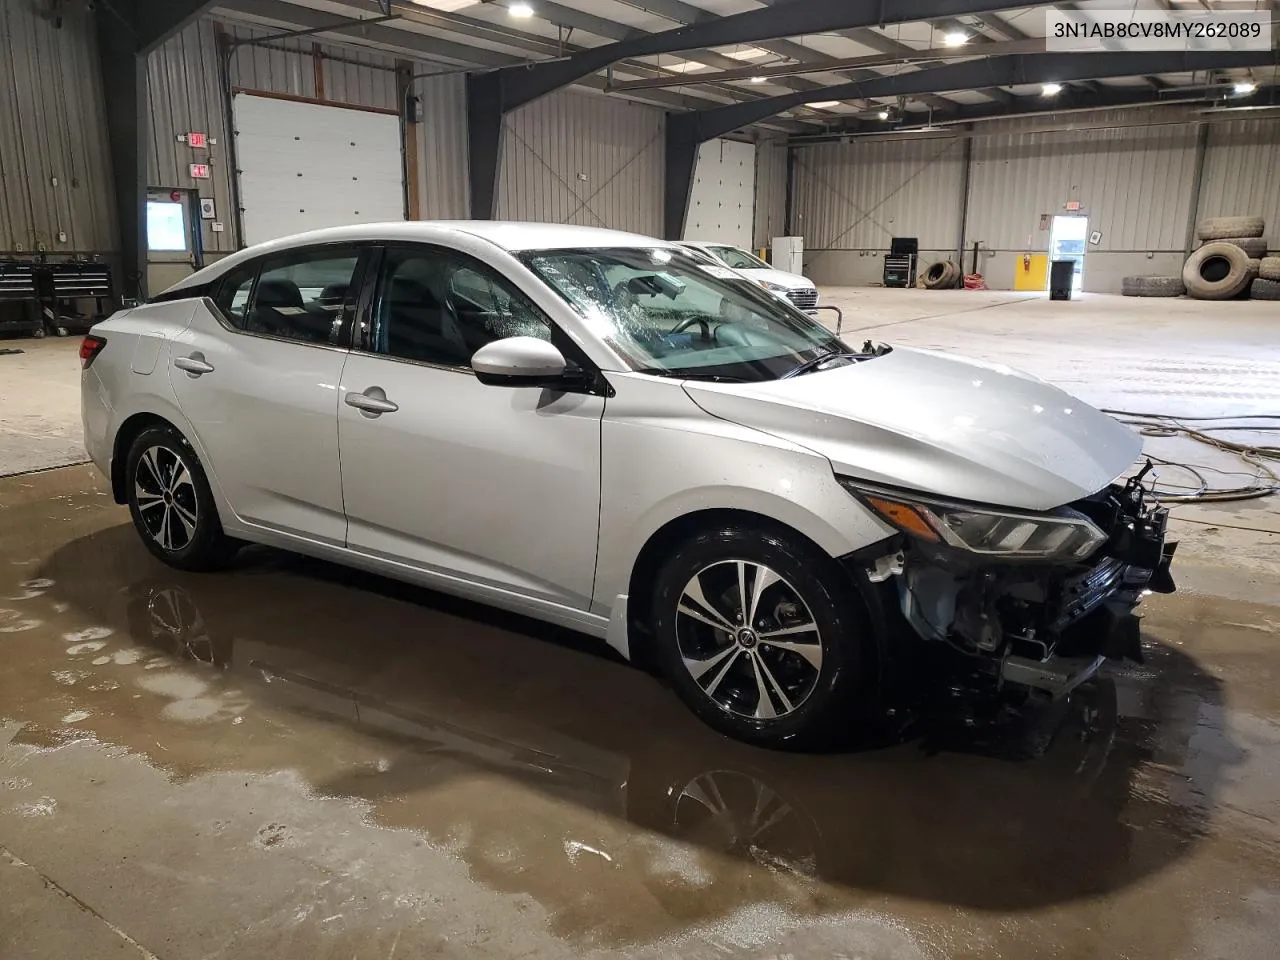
[1049, 259, 1075, 301]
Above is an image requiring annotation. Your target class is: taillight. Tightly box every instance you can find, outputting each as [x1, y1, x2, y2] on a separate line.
[79, 335, 107, 369]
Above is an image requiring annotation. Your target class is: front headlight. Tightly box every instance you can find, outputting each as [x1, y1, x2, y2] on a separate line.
[758, 280, 788, 293]
[840, 480, 1107, 561]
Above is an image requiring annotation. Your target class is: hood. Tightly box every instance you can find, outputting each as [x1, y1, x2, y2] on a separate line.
[738, 267, 813, 290]
[683, 347, 1141, 512]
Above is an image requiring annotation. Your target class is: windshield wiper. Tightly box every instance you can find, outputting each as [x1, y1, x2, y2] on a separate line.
[639, 368, 748, 383]
[780, 350, 868, 379]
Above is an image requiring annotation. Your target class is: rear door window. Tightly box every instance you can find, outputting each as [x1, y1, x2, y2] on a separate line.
[246, 246, 363, 346]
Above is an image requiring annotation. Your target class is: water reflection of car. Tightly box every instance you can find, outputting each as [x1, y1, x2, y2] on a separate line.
[106, 568, 1210, 918]
[679, 240, 818, 311]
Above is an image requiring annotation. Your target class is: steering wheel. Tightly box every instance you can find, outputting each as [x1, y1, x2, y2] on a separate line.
[667, 316, 713, 340]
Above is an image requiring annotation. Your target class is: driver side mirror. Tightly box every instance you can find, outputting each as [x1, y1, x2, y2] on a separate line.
[471, 336, 570, 388]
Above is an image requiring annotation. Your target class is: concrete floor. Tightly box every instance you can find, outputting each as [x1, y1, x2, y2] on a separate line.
[2, 290, 1279, 959]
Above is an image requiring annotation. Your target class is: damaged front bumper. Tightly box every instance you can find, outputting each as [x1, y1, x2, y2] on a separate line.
[867, 471, 1177, 700]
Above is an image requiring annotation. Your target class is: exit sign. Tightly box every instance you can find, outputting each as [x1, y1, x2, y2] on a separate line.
[189, 163, 210, 179]
[187, 131, 207, 148]
[1064, 200, 1082, 211]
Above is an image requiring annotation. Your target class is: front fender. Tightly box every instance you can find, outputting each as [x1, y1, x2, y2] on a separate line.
[593, 374, 894, 655]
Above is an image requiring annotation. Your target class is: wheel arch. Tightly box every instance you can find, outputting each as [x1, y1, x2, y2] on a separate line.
[111, 412, 176, 502]
[620, 506, 876, 670]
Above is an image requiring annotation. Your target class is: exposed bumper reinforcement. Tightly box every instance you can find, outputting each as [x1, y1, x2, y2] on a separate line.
[1001, 653, 1105, 700]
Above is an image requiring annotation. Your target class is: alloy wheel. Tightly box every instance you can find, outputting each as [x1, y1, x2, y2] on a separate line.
[675, 560, 823, 720]
[134, 445, 199, 553]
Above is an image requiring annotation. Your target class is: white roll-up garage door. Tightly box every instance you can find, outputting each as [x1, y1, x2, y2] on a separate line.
[233, 93, 404, 246]
[683, 138, 756, 250]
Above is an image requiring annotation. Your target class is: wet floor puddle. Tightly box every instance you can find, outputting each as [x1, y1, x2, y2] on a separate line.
[3, 466, 1280, 953]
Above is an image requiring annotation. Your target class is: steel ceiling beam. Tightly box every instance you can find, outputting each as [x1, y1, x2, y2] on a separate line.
[662, 46, 1279, 240]
[479, 1, 1041, 117]
[789, 83, 1280, 142]
[672, 49, 1280, 140]
[610, 38, 1048, 90]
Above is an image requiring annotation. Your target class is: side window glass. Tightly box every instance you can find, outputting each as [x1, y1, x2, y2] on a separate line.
[373, 247, 549, 367]
[448, 264, 550, 344]
[212, 263, 258, 329]
[247, 248, 361, 345]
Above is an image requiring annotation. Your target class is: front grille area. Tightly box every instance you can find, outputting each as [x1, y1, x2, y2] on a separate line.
[1052, 557, 1126, 631]
[786, 288, 818, 310]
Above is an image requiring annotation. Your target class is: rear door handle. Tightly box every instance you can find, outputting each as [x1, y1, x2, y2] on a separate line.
[174, 353, 214, 377]
[345, 388, 399, 417]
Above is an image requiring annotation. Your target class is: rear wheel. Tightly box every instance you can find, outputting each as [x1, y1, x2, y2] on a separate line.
[125, 425, 237, 571]
[650, 523, 876, 748]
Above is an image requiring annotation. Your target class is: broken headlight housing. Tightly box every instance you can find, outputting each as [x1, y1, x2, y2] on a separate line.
[840, 480, 1107, 562]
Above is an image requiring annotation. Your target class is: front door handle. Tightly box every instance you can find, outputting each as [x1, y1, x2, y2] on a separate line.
[345, 387, 399, 417]
[174, 353, 214, 377]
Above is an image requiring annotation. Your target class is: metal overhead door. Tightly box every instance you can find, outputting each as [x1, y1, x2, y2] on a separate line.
[233, 93, 404, 245]
[683, 138, 756, 249]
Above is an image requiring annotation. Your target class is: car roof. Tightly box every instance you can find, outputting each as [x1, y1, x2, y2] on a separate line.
[164, 221, 674, 295]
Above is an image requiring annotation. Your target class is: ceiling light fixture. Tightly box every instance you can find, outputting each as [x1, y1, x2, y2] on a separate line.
[878, 110, 890, 120]
[805, 101, 839, 109]
[1234, 81, 1258, 95]
[509, 1, 534, 17]
[750, 76, 766, 83]
[1042, 82, 1063, 96]
[943, 31, 968, 47]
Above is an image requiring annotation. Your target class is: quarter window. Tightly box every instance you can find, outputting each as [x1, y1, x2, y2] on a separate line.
[212, 263, 257, 329]
[247, 247, 362, 345]
[372, 247, 550, 367]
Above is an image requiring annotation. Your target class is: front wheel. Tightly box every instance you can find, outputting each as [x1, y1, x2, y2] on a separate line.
[650, 524, 876, 749]
[125, 425, 238, 571]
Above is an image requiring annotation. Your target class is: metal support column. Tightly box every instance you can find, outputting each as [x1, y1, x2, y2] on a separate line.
[397, 60, 421, 220]
[95, 7, 148, 301]
[783, 146, 796, 236]
[955, 128, 973, 267]
[466, 71, 505, 220]
[1183, 121, 1210, 258]
[663, 113, 701, 241]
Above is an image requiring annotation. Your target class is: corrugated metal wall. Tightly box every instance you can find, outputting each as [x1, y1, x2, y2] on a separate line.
[754, 136, 788, 248]
[415, 71, 469, 219]
[497, 89, 664, 235]
[791, 137, 966, 251]
[0, 2, 116, 253]
[1198, 119, 1280, 250]
[966, 113, 1199, 252]
[145, 18, 470, 251]
[147, 19, 237, 254]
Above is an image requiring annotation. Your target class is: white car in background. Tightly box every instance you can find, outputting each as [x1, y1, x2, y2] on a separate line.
[679, 241, 818, 311]
[80, 221, 1174, 748]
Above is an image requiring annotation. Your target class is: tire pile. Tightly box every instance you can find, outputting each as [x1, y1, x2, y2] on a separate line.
[921, 260, 961, 289]
[1123, 215, 1276, 300]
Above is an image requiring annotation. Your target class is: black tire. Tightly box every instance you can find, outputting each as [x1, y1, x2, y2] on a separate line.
[1250, 277, 1280, 301]
[1121, 275, 1184, 298]
[650, 522, 875, 749]
[1207, 236, 1267, 258]
[922, 261, 957, 290]
[1196, 215, 1265, 241]
[1260, 257, 1280, 281]
[125, 425, 238, 571]
[1183, 242, 1253, 300]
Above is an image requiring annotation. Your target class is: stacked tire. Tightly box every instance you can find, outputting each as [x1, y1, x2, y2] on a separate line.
[1184, 216, 1268, 300]
[921, 260, 960, 289]
[1254, 256, 1280, 301]
[1121, 275, 1184, 297]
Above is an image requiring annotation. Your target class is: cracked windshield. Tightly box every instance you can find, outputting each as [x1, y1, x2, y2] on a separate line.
[522, 247, 845, 382]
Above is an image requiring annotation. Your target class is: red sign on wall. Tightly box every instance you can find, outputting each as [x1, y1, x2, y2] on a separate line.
[187, 132, 207, 148]
[189, 163, 211, 180]
[1064, 200, 1082, 211]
